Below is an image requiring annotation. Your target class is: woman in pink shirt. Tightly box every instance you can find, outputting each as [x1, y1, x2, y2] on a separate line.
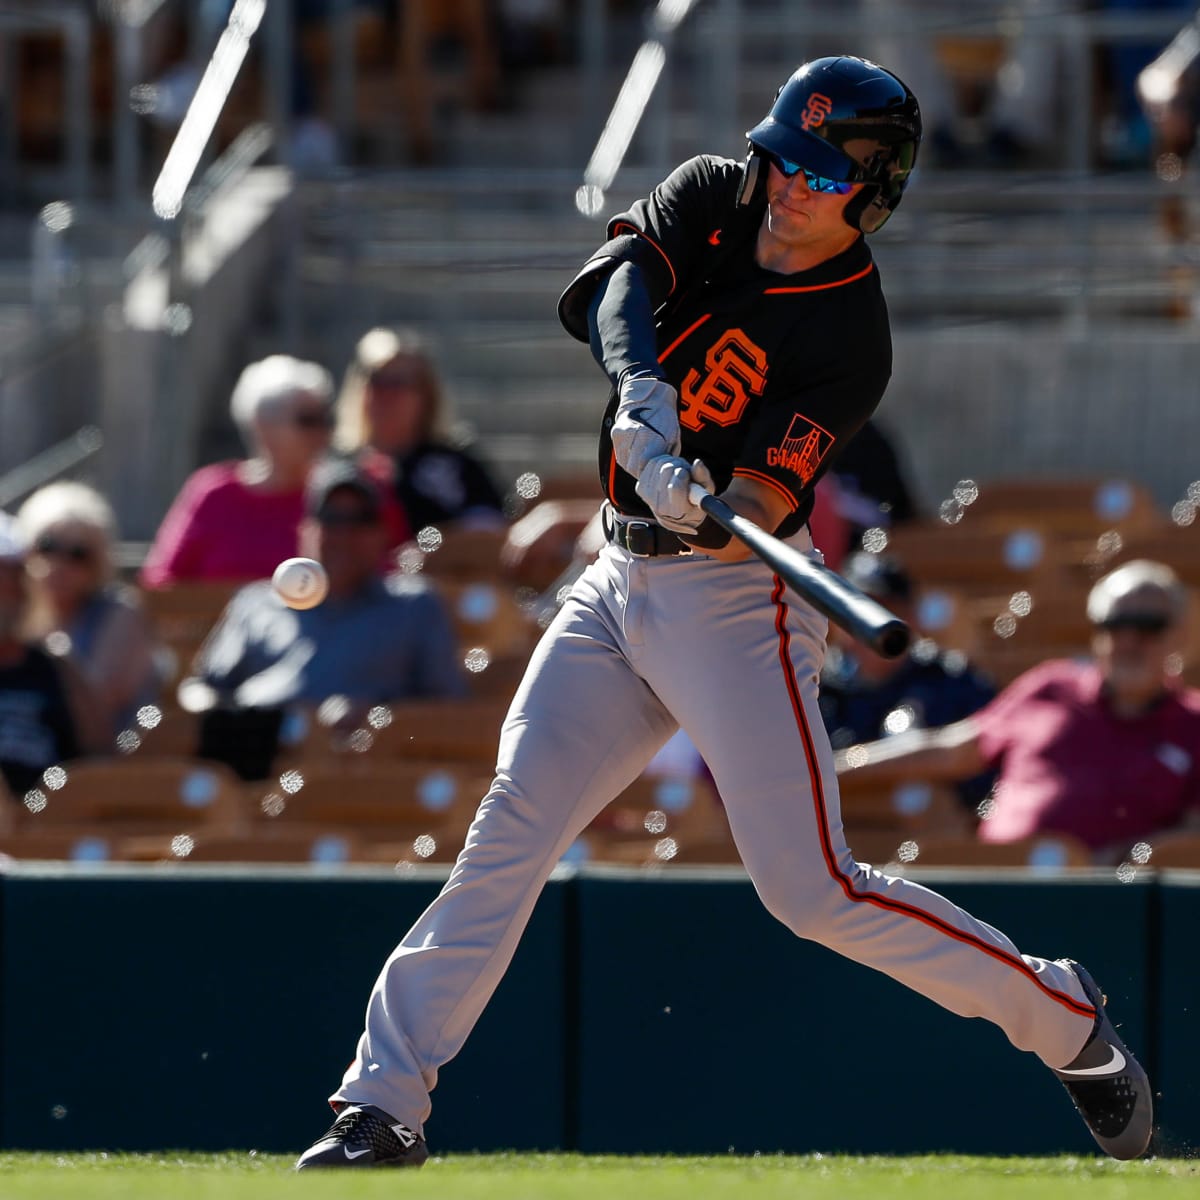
[141, 356, 337, 588]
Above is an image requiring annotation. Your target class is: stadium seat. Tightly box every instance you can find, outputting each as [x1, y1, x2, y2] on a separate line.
[837, 779, 970, 838]
[0, 827, 129, 863]
[1140, 831, 1200, 870]
[415, 527, 508, 580]
[301, 698, 506, 765]
[116, 828, 364, 866]
[244, 759, 489, 844]
[17, 758, 247, 835]
[897, 832, 1093, 869]
[438, 578, 538, 658]
[958, 478, 1162, 538]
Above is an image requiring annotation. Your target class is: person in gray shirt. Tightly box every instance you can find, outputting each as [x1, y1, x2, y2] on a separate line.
[186, 458, 465, 776]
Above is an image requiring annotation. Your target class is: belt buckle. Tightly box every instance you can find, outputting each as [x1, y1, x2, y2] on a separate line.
[625, 521, 655, 557]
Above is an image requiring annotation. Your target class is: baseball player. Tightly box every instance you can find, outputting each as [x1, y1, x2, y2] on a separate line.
[297, 56, 1153, 1168]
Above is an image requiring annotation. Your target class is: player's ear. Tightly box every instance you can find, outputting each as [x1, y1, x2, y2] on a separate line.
[737, 149, 764, 208]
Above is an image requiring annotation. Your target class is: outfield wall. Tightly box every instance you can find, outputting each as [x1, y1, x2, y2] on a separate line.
[2, 866, 1196, 1157]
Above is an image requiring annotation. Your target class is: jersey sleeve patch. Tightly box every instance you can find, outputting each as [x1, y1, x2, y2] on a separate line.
[766, 414, 836, 488]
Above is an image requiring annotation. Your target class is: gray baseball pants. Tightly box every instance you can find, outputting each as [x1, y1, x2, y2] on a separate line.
[332, 529, 1097, 1133]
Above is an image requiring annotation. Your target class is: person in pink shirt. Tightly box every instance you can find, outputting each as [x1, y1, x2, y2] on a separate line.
[835, 559, 1200, 861]
[141, 356, 338, 588]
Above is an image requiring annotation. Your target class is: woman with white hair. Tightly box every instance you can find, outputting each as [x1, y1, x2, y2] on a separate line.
[141, 355, 337, 588]
[16, 482, 162, 740]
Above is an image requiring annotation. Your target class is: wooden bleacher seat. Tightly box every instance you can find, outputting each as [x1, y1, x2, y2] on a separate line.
[837, 779, 970, 839]
[1108, 528, 1200, 587]
[959, 478, 1162, 538]
[898, 832, 1093, 869]
[116, 828, 364, 866]
[438, 578, 538, 659]
[416, 527, 508, 581]
[244, 759, 489, 844]
[125, 708, 202, 758]
[301, 698, 506, 765]
[1141, 832, 1200, 870]
[883, 522, 1068, 596]
[18, 758, 246, 835]
[140, 582, 240, 688]
[0, 827, 126, 863]
[579, 774, 735, 865]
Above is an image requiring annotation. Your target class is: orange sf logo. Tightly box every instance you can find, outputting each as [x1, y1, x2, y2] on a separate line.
[801, 92, 833, 130]
[679, 329, 768, 432]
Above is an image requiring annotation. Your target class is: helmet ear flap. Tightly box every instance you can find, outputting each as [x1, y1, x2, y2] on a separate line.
[842, 184, 891, 234]
[737, 148, 766, 208]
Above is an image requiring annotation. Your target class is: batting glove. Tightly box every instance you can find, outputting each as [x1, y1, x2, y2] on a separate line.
[611, 371, 681, 480]
[635, 456, 716, 534]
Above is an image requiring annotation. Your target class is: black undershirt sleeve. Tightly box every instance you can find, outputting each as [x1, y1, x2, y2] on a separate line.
[586, 262, 666, 389]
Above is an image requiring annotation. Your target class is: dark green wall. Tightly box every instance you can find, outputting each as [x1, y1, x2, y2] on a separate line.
[1, 866, 1193, 1157]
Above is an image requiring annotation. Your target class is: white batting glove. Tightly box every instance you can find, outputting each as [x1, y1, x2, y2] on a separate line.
[611, 372, 681, 480]
[635, 456, 716, 535]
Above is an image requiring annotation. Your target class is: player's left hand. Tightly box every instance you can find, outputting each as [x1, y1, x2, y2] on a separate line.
[635, 456, 715, 534]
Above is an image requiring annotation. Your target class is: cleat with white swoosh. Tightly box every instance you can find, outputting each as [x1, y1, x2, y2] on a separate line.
[1052, 960, 1154, 1160]
[295, 1103, 429, 1170]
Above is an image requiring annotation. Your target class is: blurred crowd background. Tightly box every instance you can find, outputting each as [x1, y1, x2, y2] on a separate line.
[1, 0, 1199, 874]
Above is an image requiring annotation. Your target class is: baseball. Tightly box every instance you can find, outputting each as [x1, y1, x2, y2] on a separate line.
[272, 557, 328, 610]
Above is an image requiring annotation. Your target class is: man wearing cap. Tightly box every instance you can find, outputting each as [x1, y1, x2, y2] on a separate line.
[820, 551, 996, 809]
[0, 512, 107, 798]
[837, 559, 1200, 860]
[184, 459, 465, 778]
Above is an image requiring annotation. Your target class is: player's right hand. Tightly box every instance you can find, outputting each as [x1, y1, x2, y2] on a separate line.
[612, 371, 681, 479]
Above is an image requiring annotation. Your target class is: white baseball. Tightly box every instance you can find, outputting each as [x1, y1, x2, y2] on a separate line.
[272, 557, 329, 610]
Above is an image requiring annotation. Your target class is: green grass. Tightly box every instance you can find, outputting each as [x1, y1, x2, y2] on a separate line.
[0, 1153, 1197, 1200]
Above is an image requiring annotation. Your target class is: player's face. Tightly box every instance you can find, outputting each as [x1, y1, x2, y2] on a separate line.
[758, 160, 862, 271]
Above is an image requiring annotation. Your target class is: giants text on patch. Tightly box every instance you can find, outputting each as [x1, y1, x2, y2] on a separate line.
[801, 92, 833, 130]
[767, 413, 835, 486]
[678, 329, 769, 432]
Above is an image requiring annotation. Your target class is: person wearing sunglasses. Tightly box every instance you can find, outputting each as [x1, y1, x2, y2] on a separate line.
[837, 559, 1200, 866]
[141, 355, 346, 589]
[300, 57, 1149, 1171]
[0, 509, 110, 799]
[16, 482, 163, 741]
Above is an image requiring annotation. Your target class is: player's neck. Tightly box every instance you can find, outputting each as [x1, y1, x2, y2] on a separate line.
[754, 224, 860, 275]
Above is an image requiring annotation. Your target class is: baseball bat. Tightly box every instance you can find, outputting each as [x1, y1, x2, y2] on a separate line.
[688, 485, 911, 658]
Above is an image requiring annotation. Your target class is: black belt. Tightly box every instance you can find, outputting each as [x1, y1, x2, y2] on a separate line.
[603, 506, 694, 557]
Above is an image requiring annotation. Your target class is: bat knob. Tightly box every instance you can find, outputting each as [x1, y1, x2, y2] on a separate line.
[876, 621, 912, 660]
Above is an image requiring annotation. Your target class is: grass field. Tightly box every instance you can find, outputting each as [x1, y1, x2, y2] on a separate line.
[1, 1153, 1197, 1200]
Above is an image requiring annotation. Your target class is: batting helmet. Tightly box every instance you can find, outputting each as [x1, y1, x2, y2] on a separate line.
[742, 56, 921, 234]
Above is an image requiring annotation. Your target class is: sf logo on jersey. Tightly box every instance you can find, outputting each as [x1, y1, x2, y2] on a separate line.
[678, 329, 769, 432]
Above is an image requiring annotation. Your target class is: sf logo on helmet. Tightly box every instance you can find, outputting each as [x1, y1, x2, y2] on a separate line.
[801, 92, 833, 130]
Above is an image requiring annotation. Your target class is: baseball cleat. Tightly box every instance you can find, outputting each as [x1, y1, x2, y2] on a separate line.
[295, 1103, 429, 1170]
[1052, 960, 1153, 1160]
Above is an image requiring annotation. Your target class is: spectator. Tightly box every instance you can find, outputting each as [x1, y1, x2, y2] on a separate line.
[829, 418, 921, 548]
[16, 482, 162, 738]
[835, 559, 1200, 860]
[141, 355, 337, 589]
[0, 512, 108, 797]
[819, 552, 996, 809]
[183, 459, 466, 778]
[335, 327, 506, 533]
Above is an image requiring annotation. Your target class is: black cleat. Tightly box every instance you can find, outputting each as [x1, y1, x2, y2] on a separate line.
[1052, 961, 1154, 1160]
[295, 1103, 429, 1170]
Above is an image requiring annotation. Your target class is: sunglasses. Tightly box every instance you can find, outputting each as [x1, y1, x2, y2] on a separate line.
[34, 535, 94, 564]
[291, 410, 335, 431]
[1095, 613, 1171, 635]
[764, 151, 856, 195]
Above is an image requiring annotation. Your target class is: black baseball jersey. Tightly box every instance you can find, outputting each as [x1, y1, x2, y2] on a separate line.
[594, 154, 893, 538]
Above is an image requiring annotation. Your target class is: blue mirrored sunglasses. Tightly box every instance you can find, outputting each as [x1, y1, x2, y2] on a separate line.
[765, 151, 855, 195]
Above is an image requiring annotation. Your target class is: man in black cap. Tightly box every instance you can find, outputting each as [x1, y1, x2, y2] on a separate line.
[185, 459, 465, 777]
[819, 551, 996, 810]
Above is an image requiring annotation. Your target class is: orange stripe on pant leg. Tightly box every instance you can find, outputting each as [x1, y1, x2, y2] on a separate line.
[769, 576, 1096, 1021]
